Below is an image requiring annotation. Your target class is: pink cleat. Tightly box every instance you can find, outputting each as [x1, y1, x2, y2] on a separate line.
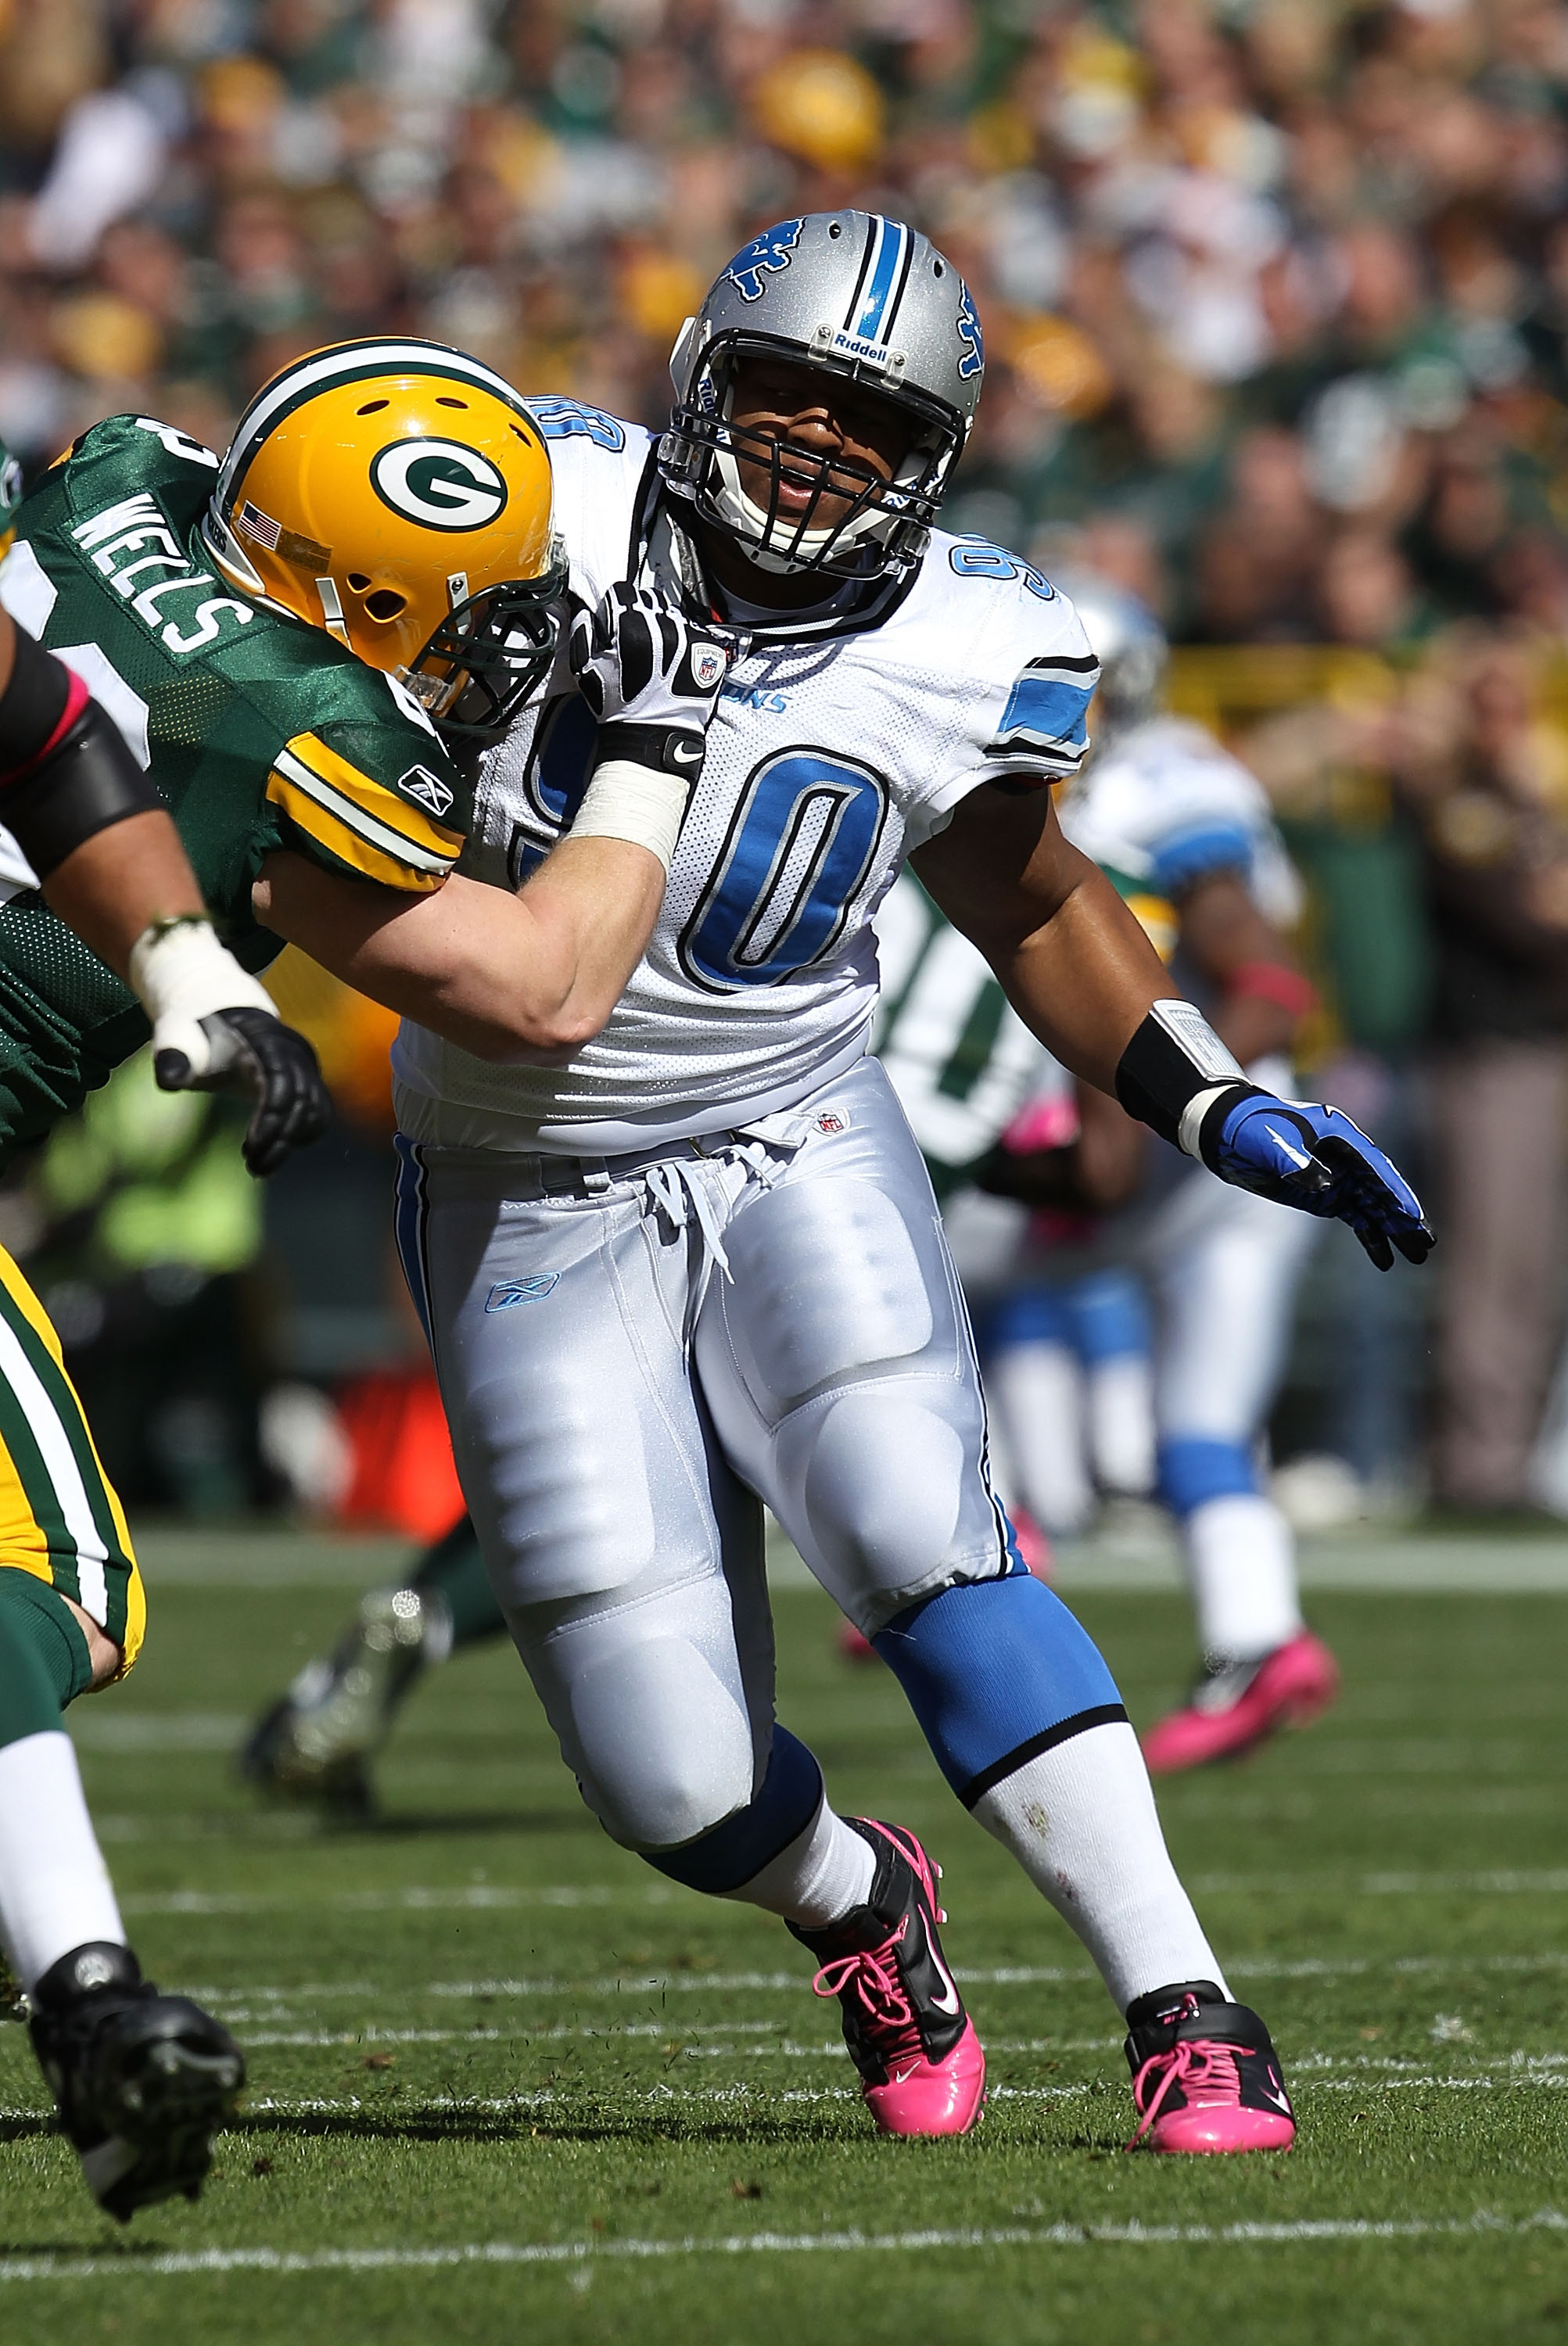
[1141, 1630, 1339, 1774]
[1124, 1982, 1295, 2154]
[791, 1818, 985, 2136]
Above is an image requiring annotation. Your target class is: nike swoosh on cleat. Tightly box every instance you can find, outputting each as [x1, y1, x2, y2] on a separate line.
[911, 1909, 962, 2017]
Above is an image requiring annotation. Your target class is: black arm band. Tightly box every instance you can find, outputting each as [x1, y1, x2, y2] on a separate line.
[595, 720, 702, 777]
[1114, 1000, 1259, 1159]
[0, 696, 163, 881]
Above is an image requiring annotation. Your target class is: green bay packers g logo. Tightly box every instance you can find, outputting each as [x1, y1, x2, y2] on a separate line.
[370, 439, 508, 532]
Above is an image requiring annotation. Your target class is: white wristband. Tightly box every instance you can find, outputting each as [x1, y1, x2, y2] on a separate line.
[567, 757, 692, 874]
[1178, 1083, 1241, 1161]
[127, 917, 276, 1028]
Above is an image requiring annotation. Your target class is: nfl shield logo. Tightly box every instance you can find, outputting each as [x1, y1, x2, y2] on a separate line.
[692, 646, 725, 691]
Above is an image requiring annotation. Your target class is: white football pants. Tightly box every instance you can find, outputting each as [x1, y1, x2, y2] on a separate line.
[399, 1059, 1012, 1853]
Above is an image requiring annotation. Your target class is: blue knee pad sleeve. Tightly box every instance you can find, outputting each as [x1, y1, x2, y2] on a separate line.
[981, 1286, 1072, 1353]
[1067, 1270, 1151, 1365]
[874, 1572, 1126, 1810]
[1158, 1437, 1259, 1517]
[641, 1724, 823, 1894]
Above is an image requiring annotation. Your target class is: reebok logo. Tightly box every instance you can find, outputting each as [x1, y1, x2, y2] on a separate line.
[485, 1275, 560, 1311]
[400, 764, 454, 818]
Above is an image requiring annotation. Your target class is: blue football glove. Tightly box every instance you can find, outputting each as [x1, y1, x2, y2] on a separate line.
[1210, 1093, 1433, 1272]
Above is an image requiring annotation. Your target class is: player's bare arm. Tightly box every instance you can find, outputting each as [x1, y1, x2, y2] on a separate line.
[253, 838, 666, 1061]
[254, 576, 734, 1057]
[912, 781, 1170, 1089]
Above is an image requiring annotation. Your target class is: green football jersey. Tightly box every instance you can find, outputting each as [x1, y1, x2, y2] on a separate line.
[873, 872, 1049, 1197]
[0, 413, 472, 1166]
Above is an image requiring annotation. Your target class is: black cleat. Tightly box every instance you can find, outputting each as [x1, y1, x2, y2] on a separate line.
[30, 1942, 245, 2219]
[239, 1587, 440, 1814]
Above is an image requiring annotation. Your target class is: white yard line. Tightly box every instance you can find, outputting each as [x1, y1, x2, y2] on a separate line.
[112, 1869, 1568, 1921]
[156, 1951, 1568, 2011]
[2, 2210, 1566, 2283]
[120, 1886, 676, 1917]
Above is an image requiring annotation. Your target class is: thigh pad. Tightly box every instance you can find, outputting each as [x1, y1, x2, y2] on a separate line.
[719, 1176, 935, 1416]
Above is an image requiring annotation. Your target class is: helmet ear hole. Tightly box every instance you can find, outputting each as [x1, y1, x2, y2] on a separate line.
[346, 572, 371, 592]
[364, 588, 407, 621]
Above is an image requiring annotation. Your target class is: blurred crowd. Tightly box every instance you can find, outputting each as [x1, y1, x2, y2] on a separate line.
[5, 0, 1568, 1523]
[4, 0, 1568, 642]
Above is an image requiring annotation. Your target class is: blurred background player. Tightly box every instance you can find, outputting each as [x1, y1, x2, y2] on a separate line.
[979, 576, 1338, 1771]
[0, 436, 329, 2219]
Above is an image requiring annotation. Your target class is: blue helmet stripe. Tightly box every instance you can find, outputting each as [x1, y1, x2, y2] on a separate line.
[854, 217, 908, 342]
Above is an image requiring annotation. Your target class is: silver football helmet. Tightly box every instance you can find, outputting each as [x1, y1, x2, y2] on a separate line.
[1052, 569, 1168, 737]
[659, 210, 984, 581]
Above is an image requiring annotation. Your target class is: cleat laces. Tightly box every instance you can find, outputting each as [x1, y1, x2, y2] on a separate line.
[812, 1917, 924, 2075]
[1125, 2036, 1243, 2150]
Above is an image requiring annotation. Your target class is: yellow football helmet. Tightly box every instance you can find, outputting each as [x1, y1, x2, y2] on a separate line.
[203, 338, 565, 736]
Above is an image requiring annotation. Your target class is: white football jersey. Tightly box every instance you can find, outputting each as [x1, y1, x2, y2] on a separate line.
[393, 405, 1099, 1154]
[1057, 716, 1302, 931]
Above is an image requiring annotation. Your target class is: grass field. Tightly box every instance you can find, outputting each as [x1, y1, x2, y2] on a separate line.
[2, 1533, 1568, 2344]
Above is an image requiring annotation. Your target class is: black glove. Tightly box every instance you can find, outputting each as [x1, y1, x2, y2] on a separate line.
[155, 1006, 332, 1179]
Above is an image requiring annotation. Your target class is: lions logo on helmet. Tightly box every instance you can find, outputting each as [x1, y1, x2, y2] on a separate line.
[724, 219, 806, 303]
[956, 285, 984, 382]
[203, 339, 565, 737]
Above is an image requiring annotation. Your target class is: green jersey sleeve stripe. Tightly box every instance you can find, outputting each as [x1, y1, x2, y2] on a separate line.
[271, 748, 456, 876]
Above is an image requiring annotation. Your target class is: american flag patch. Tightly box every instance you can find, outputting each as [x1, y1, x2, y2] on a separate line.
[237, 500, 282, 550]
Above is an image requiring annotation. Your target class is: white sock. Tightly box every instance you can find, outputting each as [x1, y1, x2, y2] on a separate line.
[1182, 1492, 1303, 1663]
[1085, 1357, 1157, 1496]
[724, 1798, 877, 1932]
[972, 1721, 1230, 2014]
[0, 1731, 125, 1990]
[989, 1341, 1093, 1535]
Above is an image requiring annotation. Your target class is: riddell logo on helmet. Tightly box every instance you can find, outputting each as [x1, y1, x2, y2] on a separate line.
[370, 439, 508, 532]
